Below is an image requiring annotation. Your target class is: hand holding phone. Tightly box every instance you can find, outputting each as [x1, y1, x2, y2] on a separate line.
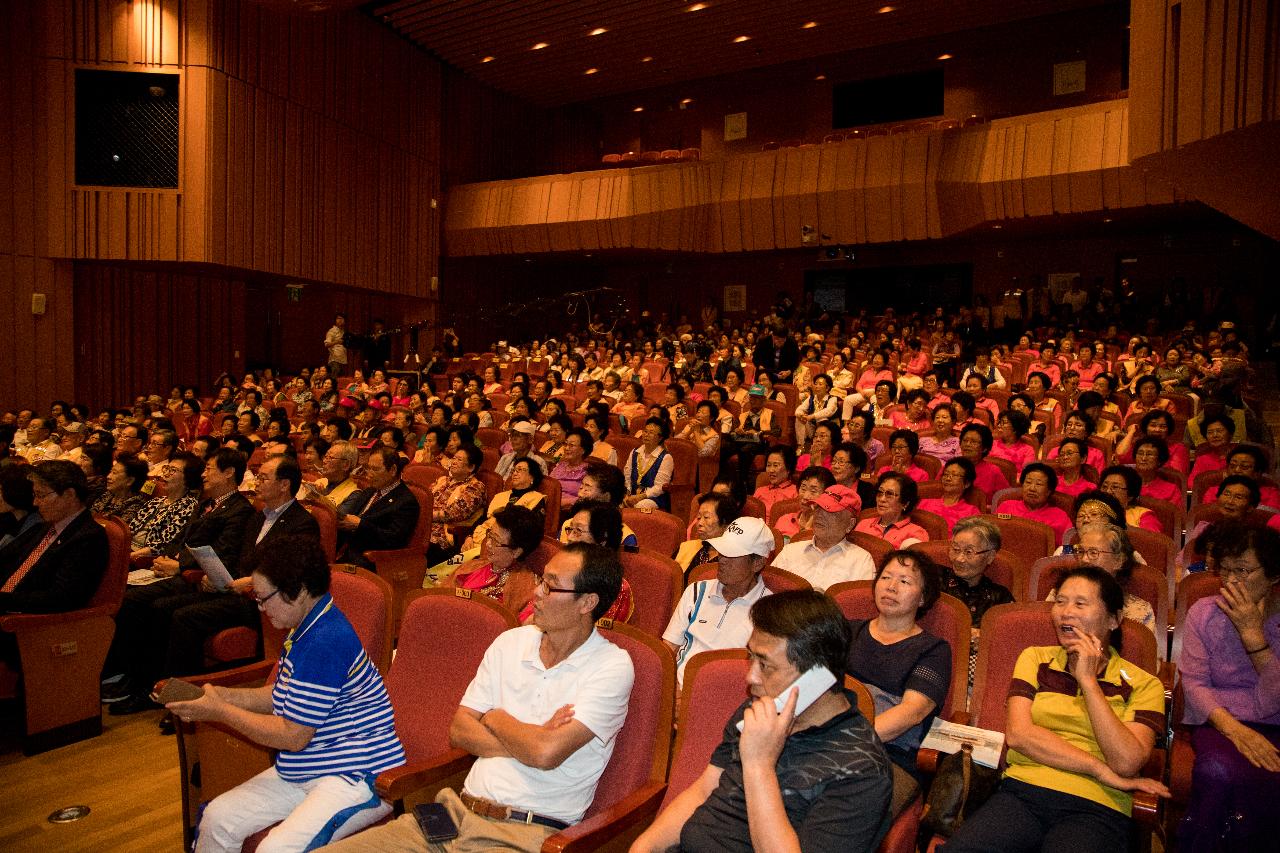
[736, 665, 836, 733]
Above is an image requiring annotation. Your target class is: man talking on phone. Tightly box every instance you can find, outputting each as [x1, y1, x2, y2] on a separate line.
[631, 591, 894, 853]
[319, 542, 633, 852]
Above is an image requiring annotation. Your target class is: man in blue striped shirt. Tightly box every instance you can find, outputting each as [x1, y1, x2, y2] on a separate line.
[166, 535, 405, 853]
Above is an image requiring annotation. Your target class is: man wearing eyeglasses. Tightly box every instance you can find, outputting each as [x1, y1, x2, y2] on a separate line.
[321, 543, 633, 853]
[771, 485, 876, 591]
[298, 440, 360, 509]
[334, 447, 419, 571]
[941, 517, 1014, 625]
[144, 428, 178, 476]
[495, 417, 548, 481]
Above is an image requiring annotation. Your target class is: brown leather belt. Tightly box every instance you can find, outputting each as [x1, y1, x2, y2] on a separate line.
[459, 792, 570, 831]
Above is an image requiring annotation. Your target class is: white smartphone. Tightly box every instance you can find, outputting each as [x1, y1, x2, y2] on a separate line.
[737, 665, 837, 731]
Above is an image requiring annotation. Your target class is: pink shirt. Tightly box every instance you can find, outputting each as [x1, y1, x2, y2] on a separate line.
[996, 499, 1073, 546]
[916, 498, 980, 534]
[797, 453, 833, 471]
[1070, 360, 1105, 383]
[973, 460, 1011, 498]
[1046, 443, 1105, 473]
[855, 368, 895, 393]
[854, 515, 930, 547]
[1055, 476, 1094, 498]
[877, 464, 930, 483]
[890, 411, 932, 432]
[753, 482, 798, 519]
[1204, 482, 1280, 510]
[1141, 478, 1182, 504]
[988, 439, 1036, 474]
[1189, 447, 1230, 483]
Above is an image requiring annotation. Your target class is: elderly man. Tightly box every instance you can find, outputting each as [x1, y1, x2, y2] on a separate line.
[663, 516, 774, 686]
[726, 383, 781, 486]
[298, 440, 360, 509]
[58, 420, 89, 463]
[771, 485, 875, 591]
[335, 447, 419, 570]
[145, 428, 179, 475]
[632, 590, 893, 853]
[116, 422, 148, 459]
[21, 417, 61, 463]
[495, 417, 548, 480]
[0, 460, 109, 616]
[319, 543, 633, 853]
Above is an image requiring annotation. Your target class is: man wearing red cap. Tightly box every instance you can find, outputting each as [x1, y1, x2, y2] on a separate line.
[771, 485, 875, 591]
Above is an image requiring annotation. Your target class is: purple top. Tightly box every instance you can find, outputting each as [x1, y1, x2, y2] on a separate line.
[1180, 596, 1280, 726]
[551, 460, 588, 503]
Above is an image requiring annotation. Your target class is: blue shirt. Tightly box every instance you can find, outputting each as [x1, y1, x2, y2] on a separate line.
[272, 594, 406, 782]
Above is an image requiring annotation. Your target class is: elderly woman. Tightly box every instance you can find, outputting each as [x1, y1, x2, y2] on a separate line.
[459, 457, 547, 558]
[1184, 474, 1262, 565]
[546, 501, 633, 623]
[989, 410, 1037, 474]
[1116, 409, 1189, 473]
[582, 412, 618, 467]
[830, 441, 870, 497]
[1097, 465, 1164, 533]
[918, 457, 981, 533]
[1025, 371, 1061, 433]
[550, 426, 593, 504]
[1200, 445, 1280, 508]
[877, 428, 929, 483]
[890, 389, 932, 432]
[1189, 414, 1237, 482]
[1129, 436, 1180, 503]
[843, 410, 885, 464]
[795, 373, 839, 448]
[611, 381, 649, 432]
[752, 447, 798, 520]
[165, 536, 405, 853]
[773, 466, 836, 539]
[845, 350, 896, 416]
[1060, 522, 1158, 644]
[996, 462, 1073, 546]
[944, 565, 1168, 853]
[844, 549, 952, 779]
[960, 423, 1012, 499]
[441, 504, 545, 615]
[91, 453, 152, 526]
[128, 453, 203, 560]
[1177, 522, 1280, 851]
[427, 444, 488, 565]
[622, 417, 674, 511]
[1048, 411, 1107, 473]
[675, 492, 737, 573]
[676, 400, 722, 460]
[1052, 437, 1095, 498]
[942, 516, 1014, 624]
[919, 403, 959, 460]
[1126, 375, 1173, 420]
[855, 472, 929, 547]
[795, 420, 837, 472]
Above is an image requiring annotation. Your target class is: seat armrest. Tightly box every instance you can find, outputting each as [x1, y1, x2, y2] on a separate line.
[190, 659, 276, 689]
[0, 605, 115, 632]
[367, 550, 429, 591]
[916, 747, 942, 776]
[540, 781, 668, 853]
[376, 749, 476, 803]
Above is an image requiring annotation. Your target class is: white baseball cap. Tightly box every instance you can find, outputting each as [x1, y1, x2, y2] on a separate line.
[706, 516, 775, 558]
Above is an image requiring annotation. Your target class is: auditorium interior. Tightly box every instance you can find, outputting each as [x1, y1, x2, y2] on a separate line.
[1, 0, 1278, 851]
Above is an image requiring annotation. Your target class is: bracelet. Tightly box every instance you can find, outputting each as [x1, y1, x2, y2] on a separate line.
[1244, 643, 1270, 655]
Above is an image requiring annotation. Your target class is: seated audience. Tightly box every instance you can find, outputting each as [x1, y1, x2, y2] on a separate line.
[876, 429, 929, 483]
[675, 493, 738, 573]
[988, 411, 1037, 474]
[796, 420, 837, 471]
[335, 447, 420, 570]
[919, 403, 959, 460]
[1097, 465, 1164, 534]
[855, 472, 929, 547]
[959, 423, 1011, 499]
[461, 457, 547, 557]
[752, 447, 797, 520]
[997, 462, 1073, 546]
[1051, 437, 1095, 497]
[427, 444, 486, 564]
[441, 504, 544, 615]
[622, 418, 674, 511]
[918, 457, 981, 533]
[1046, 522, 1157, 644]
[495, 418, 549, 479]
[127, 453, 203, 559]
[549, 427, 592, 504]
[773, 485, 875, 590]
[297, 440, 360, 510]
[773, 466, 836, 539]
[1200, 444, 1280, 509]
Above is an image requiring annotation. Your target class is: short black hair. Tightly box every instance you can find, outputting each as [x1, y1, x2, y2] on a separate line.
[877, 549, 943, 618]
[326, 417, 353, 440]
[698, 492, 739, 528]
[960, 423, 993, 454]
[877, 471, 919, 512]
[943, 456, 976, 487]
[1133, 436, 1171, 466]
[798, 465, 837, 490]
[509, 455, 545, 487]
[117, 453, 151, 493]
[455, 443, 484, 471]
[567, 501, 625, 549]
[1208, 521, 1280, 581]
[1218, 474, 1261, 508]
[211, 448, 248, 486]
[583, 460, 626, 506]
[81, 443, 113, 477]
[643, 417, 671, 440]
[172, 451, 204, 492]
[888, 429, 920, 455]
[32, 459, 89, 504]
[1099, 464, 1141, 500]
[492, 504, 544, 560]
[749, 591, 851, 692]
[271, 454, 304, 493]
[0, 464, 35, 512]
[1055, 565, 1126, 650]
[1020, 461, 1058, 492]
[564, 541, 624, 621]
[369, 445, 407, 474]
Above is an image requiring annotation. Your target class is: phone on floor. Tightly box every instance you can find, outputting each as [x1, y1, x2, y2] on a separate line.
[736, 665, 837, 732]
[414, 802, 459, 843]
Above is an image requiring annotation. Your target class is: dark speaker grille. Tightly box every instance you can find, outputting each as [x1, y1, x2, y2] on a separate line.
[75, 69, 179, 188]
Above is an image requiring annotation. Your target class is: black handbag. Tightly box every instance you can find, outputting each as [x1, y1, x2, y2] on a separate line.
[919, 743, 1002, 841]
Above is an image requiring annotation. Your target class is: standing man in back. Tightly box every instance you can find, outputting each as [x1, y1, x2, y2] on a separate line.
[325, 313, 348, 380]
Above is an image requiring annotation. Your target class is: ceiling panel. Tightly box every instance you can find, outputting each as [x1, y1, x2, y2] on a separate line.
[368, 0, 1114, 106]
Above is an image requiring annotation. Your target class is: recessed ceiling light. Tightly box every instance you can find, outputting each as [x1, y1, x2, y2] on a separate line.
[481, 55, 494, 63]
[641, 56, 653, 62]
[937, 53, 953, 60]
[802, 21, 818, 29]
[733, 35, 751, 43]
[633, 106, 644, 112]
[589, 27, 607, 36]
[1103, 217, 1113, 223]
[992, 224, 1003, 229]
[877, 5, 895, 13]
[686, 3, 708, 11]
[814, 74, 827, 81]
[680, 98, 694, 105]
[584, 67, 598, 75]
[531, 42, 549, 50]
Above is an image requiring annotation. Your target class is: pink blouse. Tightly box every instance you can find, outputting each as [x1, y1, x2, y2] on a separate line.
[916, 498, 980, 533]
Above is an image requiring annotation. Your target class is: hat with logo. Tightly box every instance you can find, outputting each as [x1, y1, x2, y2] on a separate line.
[748, 384, 766, 397]
[812, 484, 861, 514]
[705, 516, 775, 558]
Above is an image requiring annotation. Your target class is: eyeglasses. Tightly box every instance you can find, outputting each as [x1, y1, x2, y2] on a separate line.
[1077, 547, 1121, 561]
[876, 489, 902, 499]
[537, 578, 578, 595]
[949, 545, 994, 559]
[1217, 562, 1263, 579]
[254, 589, 281, 607]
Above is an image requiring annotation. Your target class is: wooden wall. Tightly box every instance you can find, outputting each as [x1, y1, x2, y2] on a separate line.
[445, 100, 1182, 256]
[1129, 0, 1280, 239]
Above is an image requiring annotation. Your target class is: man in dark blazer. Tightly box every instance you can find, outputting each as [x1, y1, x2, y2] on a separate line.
[751, 324, 800, 382]
[0, 460, 109, 615]
[336, 446, 421, 571]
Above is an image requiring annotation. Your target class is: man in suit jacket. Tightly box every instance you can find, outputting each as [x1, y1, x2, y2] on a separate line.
[751, 325, 800, 382]
[336, 446, 420, 571]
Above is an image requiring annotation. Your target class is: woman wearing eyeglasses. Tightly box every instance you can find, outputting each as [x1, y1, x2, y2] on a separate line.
[1048, 521, 1157, 645]
[1177, 522, 1280, 851]
[440, 504, 545, 615]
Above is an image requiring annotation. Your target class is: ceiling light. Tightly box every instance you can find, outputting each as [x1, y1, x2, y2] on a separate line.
[937, 53, 953, 60]
[633, 106, 644, 112]
[992, 224, 1003, 230]
[877, 5, 895, 12]
[481, 56, 494, 63]
[814, 74, 827, 81]
[733, 35, 751, 43]
[641, 56, 653, 62]
[584, 67, 598, 75]
[589, 27, 607, 36]
[802, 21, 818, 29]
[686, 3, 708, 11]
[531, 42, 549, 50]
[680, 98, 694, 105]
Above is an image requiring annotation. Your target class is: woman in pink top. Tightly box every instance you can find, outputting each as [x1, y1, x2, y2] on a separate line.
[752, 447, 798, 519]
[877, 429, 930, 484]
[1031, 344, 1062, 388]
[796, 421, 837, 472]
[773, 466, 836, 539]
[889, 389, 932, 432]
[844, 350, 895, 418]
[1201, 445, 1280, 509]
[1046, 410, 1107, 472]
[1098, 466, 1166, 535]
[1189, 414, 1237, 483]
[988, 410, 1036, 474]
[995, 462, 1073, 546]
[1115, 410, 1190, 474]
[959, 423, 1011, 499]
[963, 374, 1001, 424]
[1070, 349, 1105, 384]
[855, 472, 929, 547]
[1051, 437, 1095, 498]
[917, 458, 981, 534]
[1133, 437, 1182, 504]
[1025, 372, 1061, 433]
[918, 404, 960, 460]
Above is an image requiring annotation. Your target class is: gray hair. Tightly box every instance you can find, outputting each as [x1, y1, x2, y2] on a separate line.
[1077, 522, 1136, 568]
[328, 440, 359, 471]
[953, 516, 1001, 552]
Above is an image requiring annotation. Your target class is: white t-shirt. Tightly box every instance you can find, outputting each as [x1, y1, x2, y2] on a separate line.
[771, 538, 876, 592]
[459, 625, 634, 824]
[662, 576, 771, 685]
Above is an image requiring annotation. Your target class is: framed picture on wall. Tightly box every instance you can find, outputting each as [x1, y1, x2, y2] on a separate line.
[723, 285, 747, 313]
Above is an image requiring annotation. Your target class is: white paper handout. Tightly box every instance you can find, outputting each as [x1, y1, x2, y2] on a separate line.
[185, 545, 234, 591]
[919, 718, 1006, 768]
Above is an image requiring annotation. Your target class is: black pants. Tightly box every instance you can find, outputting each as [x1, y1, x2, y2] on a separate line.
[941, 777, 1131, 853]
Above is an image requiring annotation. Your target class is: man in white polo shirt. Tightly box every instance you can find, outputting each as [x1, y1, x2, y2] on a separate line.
[662, 516, 775, 687]
[320, 542, 634, 853]
[771, 485, 876, 591]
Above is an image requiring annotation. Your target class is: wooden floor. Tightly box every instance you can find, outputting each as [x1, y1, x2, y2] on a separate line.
[0, 703, 183, 852]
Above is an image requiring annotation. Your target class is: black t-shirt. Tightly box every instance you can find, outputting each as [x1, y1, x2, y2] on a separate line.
[940, 568, 1014, 625]
[679, 691, 892, 853]
[845, 619, 951, 753]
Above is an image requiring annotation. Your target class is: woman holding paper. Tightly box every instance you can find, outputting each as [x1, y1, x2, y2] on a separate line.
[165, 535, 405, 853]
[943, 565, 1168, 853]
